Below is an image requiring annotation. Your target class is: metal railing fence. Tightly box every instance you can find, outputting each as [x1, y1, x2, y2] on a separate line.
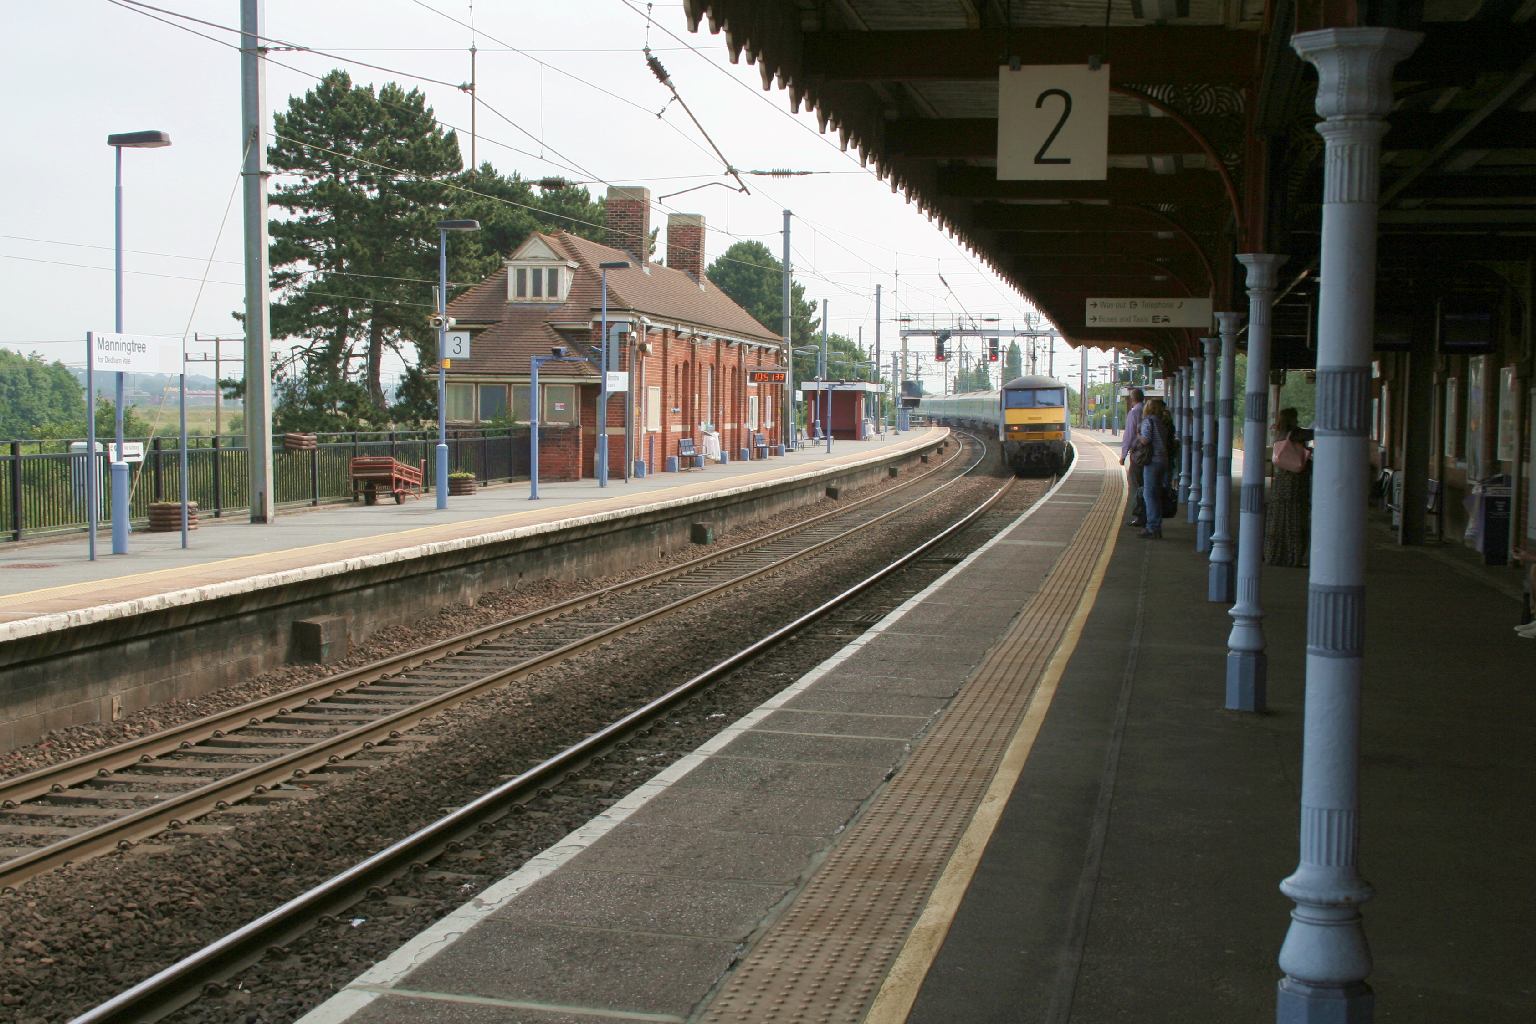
[1, 429, 530, 542]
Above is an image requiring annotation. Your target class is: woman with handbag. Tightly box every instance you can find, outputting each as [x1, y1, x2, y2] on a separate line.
[1264, 407, 1310, 567]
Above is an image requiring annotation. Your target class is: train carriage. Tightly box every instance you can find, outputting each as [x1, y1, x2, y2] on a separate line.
[917, 374, 1071, 476]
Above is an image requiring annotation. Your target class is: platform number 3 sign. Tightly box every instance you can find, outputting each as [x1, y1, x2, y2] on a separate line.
[997, 65, 1109, 181]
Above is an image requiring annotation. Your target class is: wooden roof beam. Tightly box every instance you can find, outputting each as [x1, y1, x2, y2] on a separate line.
[885, 115, 1204, 159]
[801, 28, 1259, 86]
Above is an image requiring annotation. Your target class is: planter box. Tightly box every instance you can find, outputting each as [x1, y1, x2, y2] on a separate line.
[448, 478, 478, 496]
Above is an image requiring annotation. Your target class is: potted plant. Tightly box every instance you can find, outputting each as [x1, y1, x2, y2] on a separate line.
[447, 470, 477, 496]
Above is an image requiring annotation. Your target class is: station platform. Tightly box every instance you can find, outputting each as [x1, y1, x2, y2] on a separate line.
[0, 429, 938, 639]
[298, 431, 1533, 1024]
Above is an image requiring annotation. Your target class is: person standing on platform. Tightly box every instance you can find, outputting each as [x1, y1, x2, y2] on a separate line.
[1137, 397, 1171, 539]
[1513, 545, 1536, 638]
[1264, 407, 1311, 567]
[1119, 387, 1147, 528]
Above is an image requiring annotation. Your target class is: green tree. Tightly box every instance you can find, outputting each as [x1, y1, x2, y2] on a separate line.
[705, 239, 818, 350]
[0, 350, 82, 439]
[265, 70, 463, 423]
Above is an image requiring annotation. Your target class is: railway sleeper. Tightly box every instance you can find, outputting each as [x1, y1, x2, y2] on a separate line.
[91, 773, 215, 788]
[198, 735, 315, 748]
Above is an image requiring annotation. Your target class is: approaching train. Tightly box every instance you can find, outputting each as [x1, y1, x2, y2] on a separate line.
[916, 374, 1073, 475]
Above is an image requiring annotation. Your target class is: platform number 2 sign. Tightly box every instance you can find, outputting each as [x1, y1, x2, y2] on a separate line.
[997, 65, 1109, 181]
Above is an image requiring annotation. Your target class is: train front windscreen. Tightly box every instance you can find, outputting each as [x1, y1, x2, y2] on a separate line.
[1005, 388, 1066, 409]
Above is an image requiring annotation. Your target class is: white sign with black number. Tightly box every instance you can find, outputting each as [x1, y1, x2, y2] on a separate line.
[444, 330, 471, 360]
[997, 64, 1109, 181]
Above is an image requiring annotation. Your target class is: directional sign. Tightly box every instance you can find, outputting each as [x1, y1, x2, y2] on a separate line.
[1084, 297, 1213, 329]
[91, 332, 182, 374]
[444, 330, 471, 359]
[109, 442, 145, 463]
[998, 65, 1109, 181]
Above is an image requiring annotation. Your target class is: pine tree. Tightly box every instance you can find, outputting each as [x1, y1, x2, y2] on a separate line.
[705, 240, 818, 378]
[265, 71, 463, 426]
[1005, 340, 1024, 381]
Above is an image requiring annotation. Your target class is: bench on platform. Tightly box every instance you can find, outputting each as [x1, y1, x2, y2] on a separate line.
[349, 456, 424, 505]
[752, 432, 770, 460]
[676, 437, 705, 471]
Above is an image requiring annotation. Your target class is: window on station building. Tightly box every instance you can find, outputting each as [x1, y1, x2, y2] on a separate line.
[506, 243, 574, 303]
[446, 383, 475, 422]
[512, 384, 531, 423]
[478, 383, 509, 423]
[543, 383, 577, 425]
[747, 395, 759, 431]
[646, 385, 662, 432]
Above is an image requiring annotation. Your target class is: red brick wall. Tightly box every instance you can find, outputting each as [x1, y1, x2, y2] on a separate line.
[538, 425, 582, 482]
[604, 186, 651, 266]
[666, 214, 706, 281]
[612, 322, 785, 467]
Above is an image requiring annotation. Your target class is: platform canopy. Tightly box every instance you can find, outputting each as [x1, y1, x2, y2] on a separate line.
[684, 1, 1536, 369]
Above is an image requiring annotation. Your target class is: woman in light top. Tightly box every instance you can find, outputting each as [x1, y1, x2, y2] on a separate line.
[1137, 397, 1171, 539]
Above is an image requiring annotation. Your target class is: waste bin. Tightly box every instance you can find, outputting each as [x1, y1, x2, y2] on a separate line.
[1476, 476, 1512, 566]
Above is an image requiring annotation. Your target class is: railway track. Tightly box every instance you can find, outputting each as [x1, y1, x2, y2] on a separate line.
[68, 433, 1020, 1024]
[0, 434, 976, 893]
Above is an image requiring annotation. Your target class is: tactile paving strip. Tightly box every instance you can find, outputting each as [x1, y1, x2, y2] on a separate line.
[698, 445, 1123, 1024]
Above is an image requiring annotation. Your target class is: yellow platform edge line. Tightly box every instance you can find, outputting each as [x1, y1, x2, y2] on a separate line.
[863, 437, 1126, 1024]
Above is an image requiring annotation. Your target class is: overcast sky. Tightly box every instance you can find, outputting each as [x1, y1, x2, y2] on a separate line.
[0, 0, 1117, 395]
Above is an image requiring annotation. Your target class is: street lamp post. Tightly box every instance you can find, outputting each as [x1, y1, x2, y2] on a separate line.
[436, 219, 480, 510]
[106, 130, 171, 554]
[820, 301, 832, 454]
[596, 259, 630, 488]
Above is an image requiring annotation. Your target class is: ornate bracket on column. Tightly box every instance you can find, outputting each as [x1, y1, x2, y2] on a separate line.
[1227, 254, 1287, 713]
[1278, 27, 1421, 1024]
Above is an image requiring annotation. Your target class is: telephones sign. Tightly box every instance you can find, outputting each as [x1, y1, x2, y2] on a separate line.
[997, 65, 1109, 181]
[748, 370, 787, 384]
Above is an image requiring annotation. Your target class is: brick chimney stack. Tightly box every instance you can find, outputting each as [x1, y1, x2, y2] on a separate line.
[666, 213, 707, 283]
[604, 185, 651, 266]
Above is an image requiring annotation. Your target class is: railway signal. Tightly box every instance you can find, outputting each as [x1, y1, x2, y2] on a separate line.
[935, 330, 950, 362]
[987, 337, 1000, 362]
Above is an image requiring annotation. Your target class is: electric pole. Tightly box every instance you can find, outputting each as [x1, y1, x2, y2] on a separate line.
[241, 0, 274, 523]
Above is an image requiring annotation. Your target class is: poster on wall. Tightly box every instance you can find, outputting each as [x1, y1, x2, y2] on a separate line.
[1466, 356, 1486, 481]
[1444, 377, 1459, 459]
[1496, 366, 1518, 463]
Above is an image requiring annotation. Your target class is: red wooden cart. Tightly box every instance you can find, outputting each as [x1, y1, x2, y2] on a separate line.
[349, 457, 425, 505]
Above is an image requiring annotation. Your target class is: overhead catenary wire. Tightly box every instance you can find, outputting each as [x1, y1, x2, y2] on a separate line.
[92, 0, 986, 322]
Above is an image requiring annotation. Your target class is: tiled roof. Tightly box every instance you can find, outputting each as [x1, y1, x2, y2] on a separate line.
[446, 232, 780, 377]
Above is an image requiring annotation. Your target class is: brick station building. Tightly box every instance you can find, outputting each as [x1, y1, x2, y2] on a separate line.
[445, 186, 786, 480]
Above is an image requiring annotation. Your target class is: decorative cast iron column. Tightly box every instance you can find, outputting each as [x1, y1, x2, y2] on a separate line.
[1278, 27, 1420, 1024]
[1208, 312, 1243, 601]
[1196, 337, 1218, 551]
[1178, 366, 1193, 506]
[1187, 357, 1203, 526]
[1227, 254, 1287, 712]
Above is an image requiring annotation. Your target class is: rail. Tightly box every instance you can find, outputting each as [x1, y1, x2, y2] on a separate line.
[65, 432, 1007, 1024]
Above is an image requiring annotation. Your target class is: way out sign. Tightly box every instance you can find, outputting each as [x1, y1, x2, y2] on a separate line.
[997, 65, 1109, 181]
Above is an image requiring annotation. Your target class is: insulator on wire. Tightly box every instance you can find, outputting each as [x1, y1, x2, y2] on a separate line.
[646, 50, 671, 86]
[537, 177, 568, 190]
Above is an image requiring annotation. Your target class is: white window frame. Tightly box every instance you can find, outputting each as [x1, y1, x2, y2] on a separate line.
[646, 385, 662, 432]
[747, 394, 759, 431]
[510, 260, 575, 303]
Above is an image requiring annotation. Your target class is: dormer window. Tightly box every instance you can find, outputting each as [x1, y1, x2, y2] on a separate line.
[506, 236, 575, 304]
[513, 265, 566, 301]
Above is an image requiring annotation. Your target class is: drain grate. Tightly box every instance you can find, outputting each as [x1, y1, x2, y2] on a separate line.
[0, 563, 59, 570]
